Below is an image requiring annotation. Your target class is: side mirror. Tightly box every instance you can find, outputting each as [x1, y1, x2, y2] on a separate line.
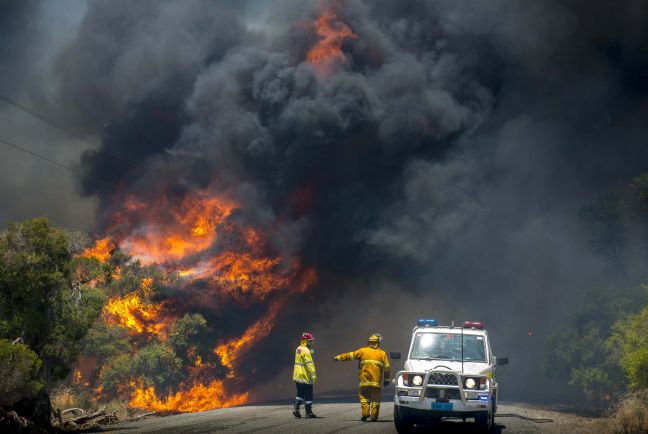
[495, 356, 509, 366]
[390, 351, 401, 360]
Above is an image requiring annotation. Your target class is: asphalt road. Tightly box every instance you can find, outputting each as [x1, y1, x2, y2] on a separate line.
[103, 401, 599, 433]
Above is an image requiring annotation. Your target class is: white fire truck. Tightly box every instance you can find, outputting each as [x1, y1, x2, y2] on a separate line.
[391, 319, 508, 433]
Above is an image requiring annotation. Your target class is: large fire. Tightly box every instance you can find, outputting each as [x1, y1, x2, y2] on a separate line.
[81, 183, 317, 412]
[306, 3, 357, 75]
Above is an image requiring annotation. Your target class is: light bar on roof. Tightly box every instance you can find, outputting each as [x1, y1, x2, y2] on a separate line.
[417, 319, 438, 327]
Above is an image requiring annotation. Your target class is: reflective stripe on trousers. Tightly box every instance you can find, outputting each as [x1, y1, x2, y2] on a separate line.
[359, 381, 381, 387]
[359, 386, 381, 420]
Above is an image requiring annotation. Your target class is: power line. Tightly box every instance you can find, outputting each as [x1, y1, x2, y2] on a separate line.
[0, 93, 100, 147]
[0, 137, 119, 189]
[0, 93, 176, 182]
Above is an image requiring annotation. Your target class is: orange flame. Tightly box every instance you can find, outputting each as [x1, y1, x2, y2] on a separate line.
[82, 237, 115, 263]
[72, 369, 82, 387]
[140, 277, 154, 297]
[129, 380, 248, 413]
[112, 266, 122, 281]
[307, 4, 357, 75]
[214, 302, 282, 378]
[116, 193, 236, 264]
[103, 293, 169, 336]
[187, 254, 303, 303]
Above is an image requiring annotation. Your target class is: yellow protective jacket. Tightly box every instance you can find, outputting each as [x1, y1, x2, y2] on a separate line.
[293, 343, 317, 384]
[334, 344, 390, 388]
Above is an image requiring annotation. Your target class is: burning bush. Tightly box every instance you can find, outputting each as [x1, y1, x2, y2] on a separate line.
[70, 242, 275, 412]
[58, 173, 318, 414]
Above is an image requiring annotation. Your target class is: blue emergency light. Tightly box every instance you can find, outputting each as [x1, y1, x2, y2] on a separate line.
[417, 319, 438, 327]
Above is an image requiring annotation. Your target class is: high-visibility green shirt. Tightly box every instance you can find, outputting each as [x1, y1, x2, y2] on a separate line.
[334, 345, 390, 388]
[293, 344, 317, 384]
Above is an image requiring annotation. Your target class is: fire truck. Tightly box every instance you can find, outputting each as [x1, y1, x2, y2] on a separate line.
[391, 319, 508, 433]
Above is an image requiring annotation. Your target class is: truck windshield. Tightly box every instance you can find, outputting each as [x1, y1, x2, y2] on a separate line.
[410, 333, 486, 362]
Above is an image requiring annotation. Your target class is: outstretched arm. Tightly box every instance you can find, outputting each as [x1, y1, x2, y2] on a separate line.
[333, 350, 358, 361]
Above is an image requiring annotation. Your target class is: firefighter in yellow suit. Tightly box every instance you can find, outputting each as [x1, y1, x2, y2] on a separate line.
[293, 332, 317, 418]
[333, 333, 390, 421]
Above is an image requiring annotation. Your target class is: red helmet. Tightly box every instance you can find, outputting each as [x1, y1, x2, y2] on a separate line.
[301, 332, 314, 341]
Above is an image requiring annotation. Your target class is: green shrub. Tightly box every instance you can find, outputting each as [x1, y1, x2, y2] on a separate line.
[608, 306, 648, 390]
[0, 339, 43, 406]
[98, 354, 135, 397]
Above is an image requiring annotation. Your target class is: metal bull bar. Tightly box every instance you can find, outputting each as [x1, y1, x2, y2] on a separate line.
[395, 369, 467, 404]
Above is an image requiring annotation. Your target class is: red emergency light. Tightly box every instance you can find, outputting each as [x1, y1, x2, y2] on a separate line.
[463, 321, 484, 329]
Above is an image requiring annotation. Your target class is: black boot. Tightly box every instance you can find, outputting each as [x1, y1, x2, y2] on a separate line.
[305, 403, 317, 418]
[292, 401, 302, 418]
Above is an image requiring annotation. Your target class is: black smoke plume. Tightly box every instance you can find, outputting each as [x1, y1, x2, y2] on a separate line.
[34, 0, 648, 401]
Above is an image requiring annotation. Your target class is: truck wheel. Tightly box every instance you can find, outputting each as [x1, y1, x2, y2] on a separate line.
[394, 404, 415, 433]
[475, 410, 494, 433]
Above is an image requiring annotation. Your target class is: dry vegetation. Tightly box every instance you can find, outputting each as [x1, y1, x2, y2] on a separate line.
[49, 387, 156, 431]
[595, 390, 648, 434]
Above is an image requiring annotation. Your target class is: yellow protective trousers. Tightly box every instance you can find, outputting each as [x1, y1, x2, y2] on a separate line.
[359, 386, 381, 420]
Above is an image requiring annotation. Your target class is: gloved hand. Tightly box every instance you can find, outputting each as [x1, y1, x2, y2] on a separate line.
[383, 380, 390, 387]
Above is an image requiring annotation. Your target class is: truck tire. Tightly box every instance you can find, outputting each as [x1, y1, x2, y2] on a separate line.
[394, 404, 415, 433]
[475, 410, 494, 433]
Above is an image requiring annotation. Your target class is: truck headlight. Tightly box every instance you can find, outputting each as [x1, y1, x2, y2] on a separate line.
[464, 378, 476, 389]
[412, 375, 423, 386]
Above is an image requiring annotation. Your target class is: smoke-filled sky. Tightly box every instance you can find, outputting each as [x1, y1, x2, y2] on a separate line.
[3, 0, 648, 402]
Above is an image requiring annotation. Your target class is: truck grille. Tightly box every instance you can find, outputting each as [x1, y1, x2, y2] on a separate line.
[426, 388, 461, 400]
[428, 373, 458, 386]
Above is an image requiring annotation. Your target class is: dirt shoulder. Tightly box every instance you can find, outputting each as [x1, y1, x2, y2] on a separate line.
[495, 402, 602, 433]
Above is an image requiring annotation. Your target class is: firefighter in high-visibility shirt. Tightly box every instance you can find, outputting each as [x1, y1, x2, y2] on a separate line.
[333, 333, 390, 421]
[292, 332, 317, 418]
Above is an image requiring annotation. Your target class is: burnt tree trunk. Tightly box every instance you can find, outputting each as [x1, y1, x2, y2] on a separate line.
[10, 390, 52, 431]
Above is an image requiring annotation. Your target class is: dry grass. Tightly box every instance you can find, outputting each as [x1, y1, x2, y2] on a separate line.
[50, 387, 130, 421]
[595, 390, 648, 434]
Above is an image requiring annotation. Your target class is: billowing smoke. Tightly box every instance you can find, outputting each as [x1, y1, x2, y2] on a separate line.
[6, 0, 648, 403]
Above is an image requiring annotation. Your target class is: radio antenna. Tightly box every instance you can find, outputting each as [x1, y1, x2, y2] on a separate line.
[461, 324, 464, 374]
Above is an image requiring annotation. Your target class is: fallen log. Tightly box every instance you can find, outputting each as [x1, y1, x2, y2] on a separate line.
[129, 411, 156, 421]
[61, 408, 84, 417]
[53, 406, 154, 431]
[69, 408, 106, 424]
